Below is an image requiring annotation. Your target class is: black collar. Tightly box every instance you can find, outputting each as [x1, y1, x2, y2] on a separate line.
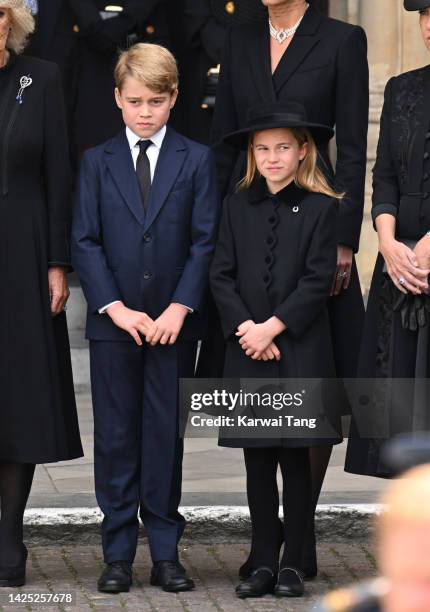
[247, 176, 307, 204]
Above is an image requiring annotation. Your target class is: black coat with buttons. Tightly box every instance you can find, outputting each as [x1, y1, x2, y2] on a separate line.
[210, 180, 343, 447]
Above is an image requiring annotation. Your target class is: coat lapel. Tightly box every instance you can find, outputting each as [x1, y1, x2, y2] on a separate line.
[143, 127, 188, 231]
[104, 130, 146, 227]
[248, 22, 277, 104]
[272, 7, 323, 94]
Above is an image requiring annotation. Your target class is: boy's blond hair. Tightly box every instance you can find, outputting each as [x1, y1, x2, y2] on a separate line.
[115, 43, 178, 93]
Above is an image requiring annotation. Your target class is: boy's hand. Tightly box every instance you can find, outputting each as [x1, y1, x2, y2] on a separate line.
[258, 342, 282, 362]
[106, 302, 153, 346]
[145, 303, 189, 346]
[236, 317, 286, 360]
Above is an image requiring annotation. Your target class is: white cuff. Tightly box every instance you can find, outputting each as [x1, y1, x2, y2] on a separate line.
[99, 300, 121, 314]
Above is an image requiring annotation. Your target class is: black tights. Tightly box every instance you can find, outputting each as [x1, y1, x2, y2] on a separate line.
[244, 447, 312, 572]
[0, 463, 35, 566]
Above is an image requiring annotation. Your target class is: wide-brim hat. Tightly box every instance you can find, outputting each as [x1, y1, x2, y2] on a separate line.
[404, 0, 430, 10]
[223, 101, 335, 150]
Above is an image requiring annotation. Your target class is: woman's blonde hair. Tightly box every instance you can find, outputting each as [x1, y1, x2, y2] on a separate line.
[238, 128, 344, 200]
[2, 0, 34, 54]
[115, 43, 178, 93]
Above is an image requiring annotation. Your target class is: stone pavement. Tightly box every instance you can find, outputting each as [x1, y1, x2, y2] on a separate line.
[29, 394, 387, 509]
[0, 542, 377, 612]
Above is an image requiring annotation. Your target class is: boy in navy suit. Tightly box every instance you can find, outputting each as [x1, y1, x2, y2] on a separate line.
[72, 43, 218, 594]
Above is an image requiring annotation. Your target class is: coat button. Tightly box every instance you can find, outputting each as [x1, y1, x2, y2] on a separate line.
[143, 233, 152, 242]
[292, 206, 299, 213]
[423, 192, 429, 200]
[424, 152, 430, 160]
[263, 274, 270, 283]
[266, 236, 274, 245]
[146, 25, 155, 35]
[225, 1, 235, 14]
[265, 255, 272, 264]
[73, 24, 80, 33]
[143, 271, 152, 280]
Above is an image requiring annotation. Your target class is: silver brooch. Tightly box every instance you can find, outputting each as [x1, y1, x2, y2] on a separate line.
[292, 206, 299, 213]
[16, 75, 33, 105]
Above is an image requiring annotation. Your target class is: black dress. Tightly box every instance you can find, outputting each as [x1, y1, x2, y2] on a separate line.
[198, 6, 368, 386]
[345, 65, 430, 478]
[0, 52, 83, 464]
[209, 180, 343, 448]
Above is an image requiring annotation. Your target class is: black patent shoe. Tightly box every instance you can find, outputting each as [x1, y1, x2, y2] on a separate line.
[150, 561, 195, 592]
[235, 567, 276, 599]
[97, 561, 133, 593]
[0, 545, 28, 587]
[274, 567, 305, 598]
[239, 520, 284, 581]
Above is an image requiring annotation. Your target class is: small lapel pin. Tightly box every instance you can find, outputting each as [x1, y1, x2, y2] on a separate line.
[292, 205, 299, 213]
[16, 75, 33, 105]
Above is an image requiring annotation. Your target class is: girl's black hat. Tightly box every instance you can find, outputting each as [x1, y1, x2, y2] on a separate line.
[222, 101, 335, 150]
[404, 0, 430, 10]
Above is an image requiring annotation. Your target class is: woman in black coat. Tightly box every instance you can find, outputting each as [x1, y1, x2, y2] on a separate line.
[345, 0, 430, 478]
[201, 0, 369, 579]
[210, 101, 343, 598]
[0, 1, 83, 587]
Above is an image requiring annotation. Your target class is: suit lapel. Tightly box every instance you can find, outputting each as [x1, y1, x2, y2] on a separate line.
[104, 131, 146, 227]
[272, 7, 323, 94]
[144, 127, 188, 231]
[248, 22, 277, 104]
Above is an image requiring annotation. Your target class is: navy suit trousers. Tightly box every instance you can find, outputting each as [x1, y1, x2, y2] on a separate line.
[90, 339, 197, 564]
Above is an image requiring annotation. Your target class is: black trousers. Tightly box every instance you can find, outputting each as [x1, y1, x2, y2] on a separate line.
[244, 447, 312, 571]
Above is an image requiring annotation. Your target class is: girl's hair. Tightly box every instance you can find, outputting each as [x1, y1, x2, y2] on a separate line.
[2, 0, 35, 54]
[237, 128, 344, 200]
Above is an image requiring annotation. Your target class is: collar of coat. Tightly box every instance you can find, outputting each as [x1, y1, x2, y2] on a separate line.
[247, 176, 308, 206]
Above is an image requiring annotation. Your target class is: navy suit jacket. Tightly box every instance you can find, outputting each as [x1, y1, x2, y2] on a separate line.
[72, 126, 219, 342]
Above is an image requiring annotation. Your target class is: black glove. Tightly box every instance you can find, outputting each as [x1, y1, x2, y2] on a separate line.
[84, 13, 136, 54]
[393, 291, 430, 332]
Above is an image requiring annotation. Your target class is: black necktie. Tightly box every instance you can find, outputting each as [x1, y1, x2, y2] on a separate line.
[136, 140, 152, 212]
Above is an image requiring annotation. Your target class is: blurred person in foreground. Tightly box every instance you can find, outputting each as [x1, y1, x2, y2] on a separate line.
[318, 463, 430, 612]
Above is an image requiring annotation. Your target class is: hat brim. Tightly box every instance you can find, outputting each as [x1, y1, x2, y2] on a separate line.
[223, 121, 335, 150]
[404, 0, 430, 10]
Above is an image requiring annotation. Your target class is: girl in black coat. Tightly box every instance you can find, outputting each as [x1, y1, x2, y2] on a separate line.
[345, 0, 430, 478]
[210, 101, 343, 598]
[199, 0, 369, 577]
[0, 0, 82, 588]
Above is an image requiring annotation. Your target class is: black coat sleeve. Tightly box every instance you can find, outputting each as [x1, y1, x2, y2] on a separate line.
[210, 27, 240, 197]
[43, 65, 73, 270]
[68, 0, 164, 53]
[273, 202, 337, 339]
[334, 26, 369, 252]
[184, 0, 225, 62]
[371, 77, 399, 227]
[210, 198, 253, 338]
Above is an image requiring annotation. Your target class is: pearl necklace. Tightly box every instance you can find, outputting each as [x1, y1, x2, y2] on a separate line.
[269, 3, 309, 44]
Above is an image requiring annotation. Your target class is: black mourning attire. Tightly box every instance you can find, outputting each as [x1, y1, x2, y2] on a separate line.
[200, 6, 369, 384]
[0, 52, 83, 465]
[346, 66, 430, 478]
[210, 180, 342, 573]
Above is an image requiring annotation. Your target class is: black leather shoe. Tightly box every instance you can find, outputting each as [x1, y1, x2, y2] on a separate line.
[239, 519, 284, 580]
[274, 567, 305, 597]
[150, 561, 195, 592]
[235, 567, 276, 599]
[0, 545, 28, 587]
[97, 561, 133, 593]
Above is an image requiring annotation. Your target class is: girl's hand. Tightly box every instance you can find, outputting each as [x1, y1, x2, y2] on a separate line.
[258, 341, 282, 362]
[331, 246, 353, 296]
[237, 317, 285, 360]
[380, 238, 429, 295]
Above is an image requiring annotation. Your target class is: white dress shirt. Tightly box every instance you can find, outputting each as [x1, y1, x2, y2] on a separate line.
[99, 125, 192, 315]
